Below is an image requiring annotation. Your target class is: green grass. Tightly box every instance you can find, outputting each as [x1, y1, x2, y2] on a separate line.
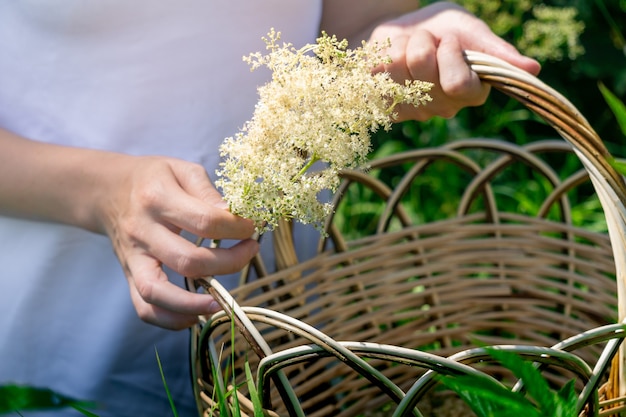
[156, 347, 179, 417]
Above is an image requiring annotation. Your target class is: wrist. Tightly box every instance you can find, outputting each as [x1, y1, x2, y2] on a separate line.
[0, 130, 136, 234]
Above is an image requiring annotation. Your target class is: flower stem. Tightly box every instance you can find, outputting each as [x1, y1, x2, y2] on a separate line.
[293, 154, 320, 181]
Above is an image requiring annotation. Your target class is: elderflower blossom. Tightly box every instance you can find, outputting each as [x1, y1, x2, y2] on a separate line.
[452, 0, 584, 62]
[519, 5, 585, 61]
[215, 29, 433, 233]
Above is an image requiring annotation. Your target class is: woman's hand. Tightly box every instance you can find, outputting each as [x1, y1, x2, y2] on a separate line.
[322, 1, 541, 122]
[98, 157, 259, 330]
[0, 131, 259, 330]
[368, 2, 541, 121]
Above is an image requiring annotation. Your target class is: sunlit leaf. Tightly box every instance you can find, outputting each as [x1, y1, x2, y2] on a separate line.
[0, 385, 97, 416]
[599, 82, 626, 136]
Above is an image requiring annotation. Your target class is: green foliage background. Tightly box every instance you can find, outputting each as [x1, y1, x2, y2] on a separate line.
[375, 0, 626, 155]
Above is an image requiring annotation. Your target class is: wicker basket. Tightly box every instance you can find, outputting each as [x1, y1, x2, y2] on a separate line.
[187, 51, 626, 417]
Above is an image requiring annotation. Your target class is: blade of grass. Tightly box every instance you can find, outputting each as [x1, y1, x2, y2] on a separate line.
[155, 347, 179, 417]
[70, 404, 100, 417]
[209, 345, 232, 417]
[244, 360, 264, 417]
[229, 307, 242, 416]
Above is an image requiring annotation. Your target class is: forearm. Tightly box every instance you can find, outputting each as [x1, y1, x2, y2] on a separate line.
[0, 128, 128, 233]
[320, 0, 419, 45]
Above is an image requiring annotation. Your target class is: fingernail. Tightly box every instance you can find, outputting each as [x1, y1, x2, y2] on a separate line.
[208, 300, 222, 314]
[214, 200, 229, 210]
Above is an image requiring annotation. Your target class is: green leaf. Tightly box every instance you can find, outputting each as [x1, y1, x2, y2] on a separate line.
[599, 81, 626, 136]
[438, 374, 540, 417]
[554, 379, 578, 417]
[0, 385, 97, 415]
[610, 158, 626, 177]
[438, 348, 579, 417]
[484, 348, 556, 412]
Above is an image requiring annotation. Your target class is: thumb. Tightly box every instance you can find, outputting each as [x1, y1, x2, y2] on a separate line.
[474, 40, 541, 75]
[169, 159, 227, 208]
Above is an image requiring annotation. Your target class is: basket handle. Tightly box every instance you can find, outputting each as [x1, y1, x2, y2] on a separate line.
[466, 52, 626, 400]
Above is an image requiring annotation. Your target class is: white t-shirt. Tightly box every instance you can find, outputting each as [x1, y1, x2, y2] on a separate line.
[0, 1, 322, 416]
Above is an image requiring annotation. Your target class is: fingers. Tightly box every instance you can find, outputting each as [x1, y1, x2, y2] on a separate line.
[369, 2, 541, 121]
[472, 37, 541, 76]
[126, 257, 220, 330]
[102, 157, 261, 329]
[136, 161, 256, 240]
[384, 30, 489, 121]
[122, 233, 259, 330]
[146, 226, 260, 277]
[169, 159, 229, 208]
[434, 34, 490, 110]
[158, 188, 256, 240]
[128, 268, 213, 330]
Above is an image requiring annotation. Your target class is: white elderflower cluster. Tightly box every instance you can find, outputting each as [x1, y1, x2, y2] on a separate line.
[216, 29, 433, 233]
